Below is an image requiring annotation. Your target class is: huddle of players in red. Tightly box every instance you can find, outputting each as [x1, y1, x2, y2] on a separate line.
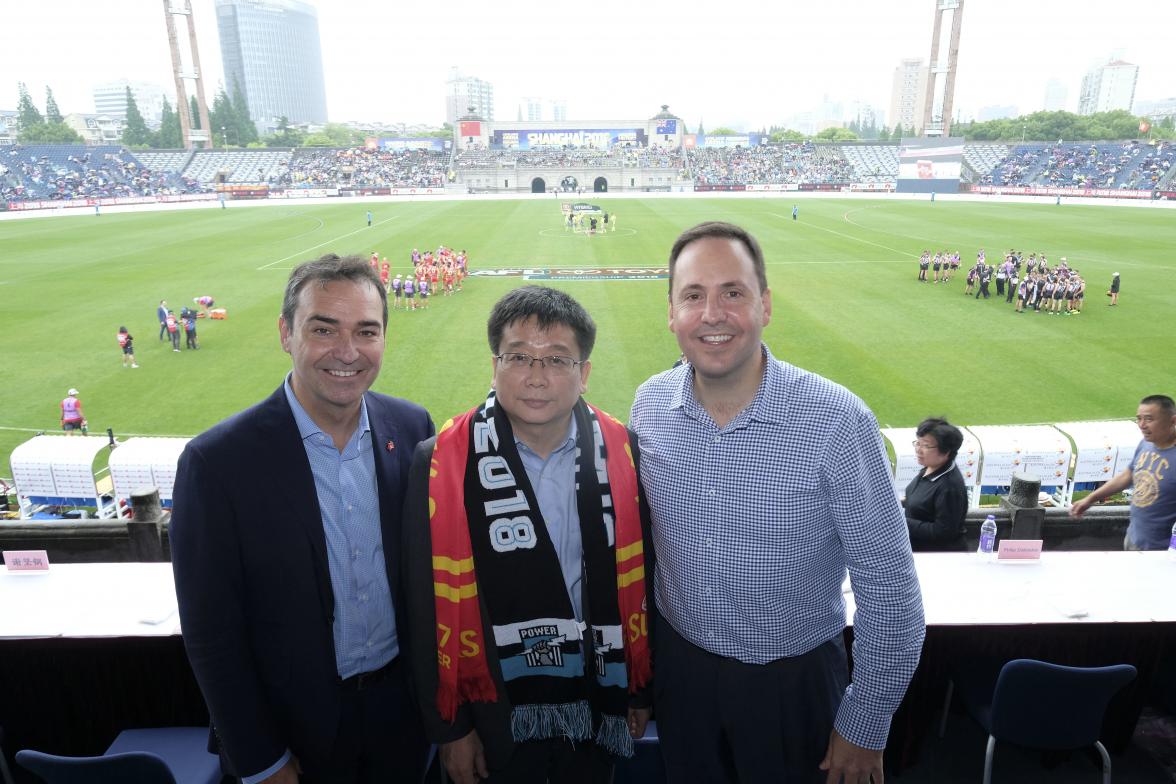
[370, 248, 469, 312]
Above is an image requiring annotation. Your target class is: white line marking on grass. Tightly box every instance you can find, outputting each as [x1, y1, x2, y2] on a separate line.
[770, 212, 911, 257]
[257, 215, 400, 270]
[842, 206, 946, 247]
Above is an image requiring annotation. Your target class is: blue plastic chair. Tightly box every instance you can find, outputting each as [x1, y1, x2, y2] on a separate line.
[950, 658, 1137, 784]
[17, 726, 219, 784]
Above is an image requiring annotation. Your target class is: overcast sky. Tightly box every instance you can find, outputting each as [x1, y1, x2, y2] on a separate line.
[3, 0, 1174, 129]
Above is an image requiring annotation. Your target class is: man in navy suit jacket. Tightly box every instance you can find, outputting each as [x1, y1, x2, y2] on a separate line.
[171, 254, 434, 784]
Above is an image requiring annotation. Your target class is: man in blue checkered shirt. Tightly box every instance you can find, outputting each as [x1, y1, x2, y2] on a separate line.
[630, 222, 925, 783]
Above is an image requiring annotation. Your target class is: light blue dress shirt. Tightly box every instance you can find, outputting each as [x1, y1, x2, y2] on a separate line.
[246, 382, 399, 784]
[515, 416, 584, 621]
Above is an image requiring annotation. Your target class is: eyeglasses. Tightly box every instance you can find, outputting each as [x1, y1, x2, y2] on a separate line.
[495, 352, 583, 373]
[911, 441, 940, 452]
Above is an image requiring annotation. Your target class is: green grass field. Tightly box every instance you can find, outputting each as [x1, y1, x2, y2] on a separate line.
[2, 195, 1173, 478]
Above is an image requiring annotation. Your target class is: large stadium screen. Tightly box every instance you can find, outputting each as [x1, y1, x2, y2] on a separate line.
[897, 137, 964, 194]
[490, 128, 648, 149]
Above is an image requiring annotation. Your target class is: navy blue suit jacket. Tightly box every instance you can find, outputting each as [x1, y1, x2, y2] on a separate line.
[170, 384, 434, 778]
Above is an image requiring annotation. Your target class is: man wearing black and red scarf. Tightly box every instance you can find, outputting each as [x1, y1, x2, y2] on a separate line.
[404, 286, 654, 784]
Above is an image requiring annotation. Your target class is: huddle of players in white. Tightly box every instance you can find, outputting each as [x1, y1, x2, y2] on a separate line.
[919, 249, 1092, 315]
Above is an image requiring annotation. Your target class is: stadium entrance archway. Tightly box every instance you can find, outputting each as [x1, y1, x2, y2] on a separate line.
[593, 177, 608, 193]
[531, 177, 546, 193]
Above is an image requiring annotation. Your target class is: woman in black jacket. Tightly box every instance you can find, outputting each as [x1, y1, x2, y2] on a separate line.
[904, 417, 968, 552]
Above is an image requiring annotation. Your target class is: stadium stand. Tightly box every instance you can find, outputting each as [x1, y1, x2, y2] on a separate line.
[1, 144, 209, 201]
[183, 149, 292, 185]
[840, 144, 898, 183]
[452, 146, 685, 171]
[134, 150, 191, 174]
[962, 143, 1009, 178]
[979, 141, 1174, 189]
[277, 147, 448, 188]
[686, 143, 853, 186]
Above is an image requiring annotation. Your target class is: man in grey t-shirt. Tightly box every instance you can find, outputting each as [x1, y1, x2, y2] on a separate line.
[1071, 394, 1176, 549]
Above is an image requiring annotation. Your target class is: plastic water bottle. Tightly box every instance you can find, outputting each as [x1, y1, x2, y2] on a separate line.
[978, 515, 997, 559]
[1169, 522, 1176, 561]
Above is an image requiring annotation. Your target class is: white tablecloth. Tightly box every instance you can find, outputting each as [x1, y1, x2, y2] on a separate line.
[2, 553, 1174, 640]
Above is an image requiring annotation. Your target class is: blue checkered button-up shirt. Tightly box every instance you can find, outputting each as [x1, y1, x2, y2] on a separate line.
[629, 346, 925, 749]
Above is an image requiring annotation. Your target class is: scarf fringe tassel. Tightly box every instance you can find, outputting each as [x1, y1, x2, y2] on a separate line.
[595, 713, 635, 758]
[511, 701, 592, 743]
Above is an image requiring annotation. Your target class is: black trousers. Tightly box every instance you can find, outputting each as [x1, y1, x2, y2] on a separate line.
[484, 737, 612, 784]
[301, 659, 428, 784]
[655, 616, 848, 784]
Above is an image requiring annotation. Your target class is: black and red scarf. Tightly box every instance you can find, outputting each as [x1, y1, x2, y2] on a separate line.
[429, 391, 650, 756]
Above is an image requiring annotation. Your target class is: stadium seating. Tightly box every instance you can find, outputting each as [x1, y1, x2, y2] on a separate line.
[840, 144, 898, 183]
[979, 141, 1174, 189]
[134, 150, 191, 174]
[962, 143, 1009, 180]
[182, 149, 292, 185]
[277, 147, 448, 188]
[685, 143, 853, 186]
[0, 144, 209, 201]
[452, 146, 685, 172]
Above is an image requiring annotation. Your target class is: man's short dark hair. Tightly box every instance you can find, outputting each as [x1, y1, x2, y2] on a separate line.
[487, 285, 596, 360]
[915, 417, 964, 463]
[282, 253, 387, 328]
[1140, 395, 1176, 415]
[667, 221, 768, 296]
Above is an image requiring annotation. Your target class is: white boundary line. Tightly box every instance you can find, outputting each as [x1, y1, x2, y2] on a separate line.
[256, 214, 400, 270]
[769, 211, 911, 256]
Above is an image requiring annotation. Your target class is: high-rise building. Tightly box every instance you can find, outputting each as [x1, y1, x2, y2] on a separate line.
[92, 80, 170, 127]
[1043, 78, 1068, 112]
[215, 0, 328, 134]
[550, 100, 567, 123]
[523, 97, 543, 122]
[446, 68, 494, 125]
[1078, 59, 1138, 115]
[889, 58, 927, 134]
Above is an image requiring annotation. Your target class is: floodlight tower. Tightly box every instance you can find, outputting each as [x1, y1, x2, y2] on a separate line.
[921, 0, 964, 137]
[164, 0, 213, 148]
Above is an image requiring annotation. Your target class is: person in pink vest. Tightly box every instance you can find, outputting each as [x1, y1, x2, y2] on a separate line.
[60, 389, 85, 435]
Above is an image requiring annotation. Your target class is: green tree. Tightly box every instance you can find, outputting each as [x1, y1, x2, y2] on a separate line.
[17, 82, 43, 129]
[189, 95, 202, 129]
[209, 87, 233, 145]
[230, 81, 258, 145]
[302, 123, 363, 148]
[877, 125, 891, 142]
[156, 97, 182, 148]
[44, 86, 63, 124]
[263, 116, 305, 147]
[18, 121, 82, 144]
[709, 127, 739, 136]
[121, 86, 152, 147]
[769, 129, 806, 142]
[815, 127, 859, 141]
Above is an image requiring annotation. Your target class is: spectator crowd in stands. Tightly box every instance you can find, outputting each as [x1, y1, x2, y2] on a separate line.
[2, 145, 208, 202]
[979, 141, 1173, 190]
[277, 147, 449, 189]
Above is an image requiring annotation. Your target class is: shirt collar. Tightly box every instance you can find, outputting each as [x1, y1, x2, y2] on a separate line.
[515, 412, 578, 457]
[923, 463, 955, 482]
[283, 373, 371, 444]
[673, 344, 786, 426]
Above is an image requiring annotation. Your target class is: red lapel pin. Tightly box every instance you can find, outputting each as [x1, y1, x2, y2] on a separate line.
[386, 440, 395, 452]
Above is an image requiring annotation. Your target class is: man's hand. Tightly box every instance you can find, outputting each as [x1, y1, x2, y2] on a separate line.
[260, 757, 300, 784]
[819, 729, 883, 784]
[627, 706, 652, 739]
[440, 730, 489, 784]
[1069, 496, 1093, 519]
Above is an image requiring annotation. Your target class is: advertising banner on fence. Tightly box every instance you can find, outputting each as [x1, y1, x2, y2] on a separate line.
[4, 193, 216, 211]
[970, 185, 1154, 200]
[743, 184, 801, 192]
[376, 137, 448, 152]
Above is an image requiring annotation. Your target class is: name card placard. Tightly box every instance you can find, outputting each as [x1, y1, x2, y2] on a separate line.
[3, 549, 50, 571]
[997, 539, 1043, 561]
